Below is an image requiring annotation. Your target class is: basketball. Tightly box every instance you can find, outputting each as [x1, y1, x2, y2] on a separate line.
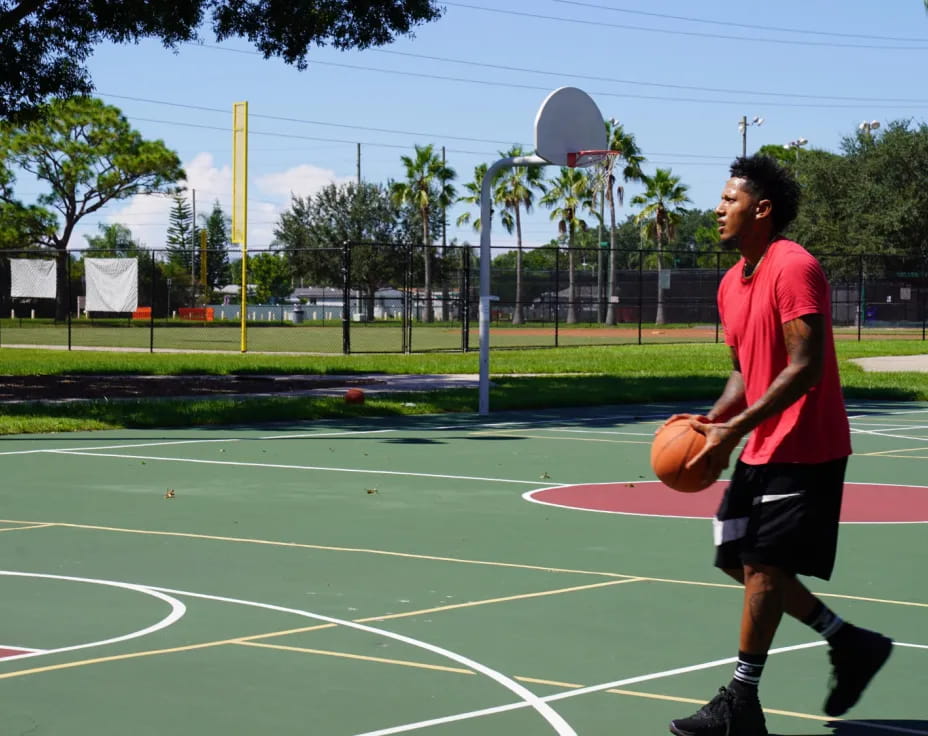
[344, 388, 365, 404]
[650, 417, 716, 493]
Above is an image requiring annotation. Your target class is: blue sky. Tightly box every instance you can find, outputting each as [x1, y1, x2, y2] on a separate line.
[51, 0, 928, 253]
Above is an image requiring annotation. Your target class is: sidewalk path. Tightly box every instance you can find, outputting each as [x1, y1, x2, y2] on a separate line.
[850, 355, 928, 373]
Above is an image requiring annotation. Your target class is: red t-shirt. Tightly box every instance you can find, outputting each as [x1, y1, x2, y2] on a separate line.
[718, 239, 851, 464]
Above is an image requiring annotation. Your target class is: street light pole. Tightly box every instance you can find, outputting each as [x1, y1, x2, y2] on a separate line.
[784, 137, 809, 161]
[739, 115, 764, 157]
[859, 120, 881, 139]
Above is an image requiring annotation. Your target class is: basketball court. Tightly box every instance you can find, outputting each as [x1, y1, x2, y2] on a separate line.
[0, 399, 924, 735]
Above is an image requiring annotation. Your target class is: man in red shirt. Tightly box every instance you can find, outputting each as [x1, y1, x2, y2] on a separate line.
[667, 156, 892, 736]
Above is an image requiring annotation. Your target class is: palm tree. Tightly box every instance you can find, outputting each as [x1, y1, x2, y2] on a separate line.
[456, 162, 488, 232]
[541, 167, 593, 324]
[600, 120, 645, 325]
[494, 146, 546, 324]
[390, 144, 456, 323]
[631, 168, 691, 325]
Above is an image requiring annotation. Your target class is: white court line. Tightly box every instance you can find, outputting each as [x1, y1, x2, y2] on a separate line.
[0, 430, 397, 458]
[0, 644, 42, 654]
[143, 583, 577, 736]
[49, 451, 544, 486]
[350, 640, 831, 736]
[850, 427, 928, 443]
[356, 638, 928, 736]
[848, 408, 928, 417]
[258, 429, 396, 440]
[541, 428, 656, 437]
[0, 438, 239, 457]
[0, 571, 185, 662]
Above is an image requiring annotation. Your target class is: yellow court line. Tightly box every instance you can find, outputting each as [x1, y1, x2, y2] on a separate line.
[1, 518, 923, 609]
[238, 641, 474, 675]
[0, 581, 644, 680]
[0, 524, 55, 533]
[0, 639, 234, 681]
[0, 622, 338, 682]
[0, 518, 640, 581]
[355, 578, 646, 622]
[859, 447, 928, 456]
[603, 689, 838, 724]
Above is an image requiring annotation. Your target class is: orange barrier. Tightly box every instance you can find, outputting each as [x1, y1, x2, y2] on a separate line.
[132, 307, 151, 320]
[178, 307, 214, 322]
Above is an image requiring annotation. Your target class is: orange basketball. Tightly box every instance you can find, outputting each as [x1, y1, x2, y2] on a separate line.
[650, 417, 716, 493]
[344, 388, 365, 404]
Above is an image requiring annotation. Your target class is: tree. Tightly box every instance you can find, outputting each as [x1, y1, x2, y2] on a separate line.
[494, 146, 545, 324]
[201, 200, 232, 292]
[757, 143, 798, 167]
[0, 96, 184, 318]
[83, 222, 143, 256]
[166, 193, 194, 273]
[274, 181, 405, 320]
[0, 1, 444, 120]
[540, 167, 594, 324]
[0, 165, 55, 248]
[390, 144, 456, 323]
[601, 120, 644, 325]
[631, 168, 691, 325]
[248, 252, 291, 305]
[790, 120, 928, 278]
[456, 163, 489, 232]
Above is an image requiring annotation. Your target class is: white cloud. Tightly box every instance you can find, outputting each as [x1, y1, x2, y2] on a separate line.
[257, 164, 351, 201]
[70, 157, 352, 254]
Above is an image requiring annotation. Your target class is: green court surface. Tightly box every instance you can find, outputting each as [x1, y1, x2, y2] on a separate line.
[0, 401, 925, 735]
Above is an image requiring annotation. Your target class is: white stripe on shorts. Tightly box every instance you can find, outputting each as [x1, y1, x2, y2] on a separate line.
[713, 516, 749, 547]
[755, 491, 803, 504]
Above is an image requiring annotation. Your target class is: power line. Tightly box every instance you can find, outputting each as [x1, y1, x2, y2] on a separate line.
[373, 49, 928, 104]
[180, 45, 928, 113]
[443, 2, 928, 51]
[551, 0, 928, 43]
[101, 92, 524, 146]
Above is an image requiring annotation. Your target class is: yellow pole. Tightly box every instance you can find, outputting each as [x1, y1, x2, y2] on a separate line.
[199, 229, 207, 289]
[232, 101, 249, 352]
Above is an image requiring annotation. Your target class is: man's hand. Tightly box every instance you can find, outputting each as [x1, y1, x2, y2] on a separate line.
[685, 419, 744, 481]
[655, 413, 710, 433]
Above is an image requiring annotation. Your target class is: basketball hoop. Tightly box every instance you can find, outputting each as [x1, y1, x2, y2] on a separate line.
[566, 149, 618, 168]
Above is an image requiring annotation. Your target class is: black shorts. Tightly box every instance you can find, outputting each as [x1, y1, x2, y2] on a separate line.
[713, 456, 848, 580]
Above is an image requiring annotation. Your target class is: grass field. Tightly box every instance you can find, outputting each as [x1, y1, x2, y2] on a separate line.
[0, 339, 927, 435]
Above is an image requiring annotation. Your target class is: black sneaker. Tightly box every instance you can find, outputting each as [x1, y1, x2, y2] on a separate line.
[669, 686, 767, 736]
[824, 627, 893, 717]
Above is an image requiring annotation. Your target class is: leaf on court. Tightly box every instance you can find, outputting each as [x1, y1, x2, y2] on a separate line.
[540, 472, 551, 479]
[366, 488, 378, 494]
[164, 489, 175, 499]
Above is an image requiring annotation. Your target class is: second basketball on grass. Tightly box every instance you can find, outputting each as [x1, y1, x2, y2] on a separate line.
[650, 417, 717, 493]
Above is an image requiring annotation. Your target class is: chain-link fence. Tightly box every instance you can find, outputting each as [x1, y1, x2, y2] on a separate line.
[0, 245, 925, 354]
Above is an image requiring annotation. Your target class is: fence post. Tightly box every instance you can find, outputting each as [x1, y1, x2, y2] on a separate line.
[461, 246, 470, 352]
[637, 250, 644, 345]
[342, 241, 351, 355]
[715, 251, 721, 343]
[66, 254, 72, 350]
[857, 255, 864, 342]
[554, 243, 560, 348]
[149, 255, 156, 352]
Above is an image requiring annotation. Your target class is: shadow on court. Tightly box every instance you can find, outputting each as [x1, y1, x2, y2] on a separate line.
[784, 719, 928, 736]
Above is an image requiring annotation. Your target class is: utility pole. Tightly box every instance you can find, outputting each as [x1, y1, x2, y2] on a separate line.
[190, 188, 197, 303]
[356, 143, 361, 186]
